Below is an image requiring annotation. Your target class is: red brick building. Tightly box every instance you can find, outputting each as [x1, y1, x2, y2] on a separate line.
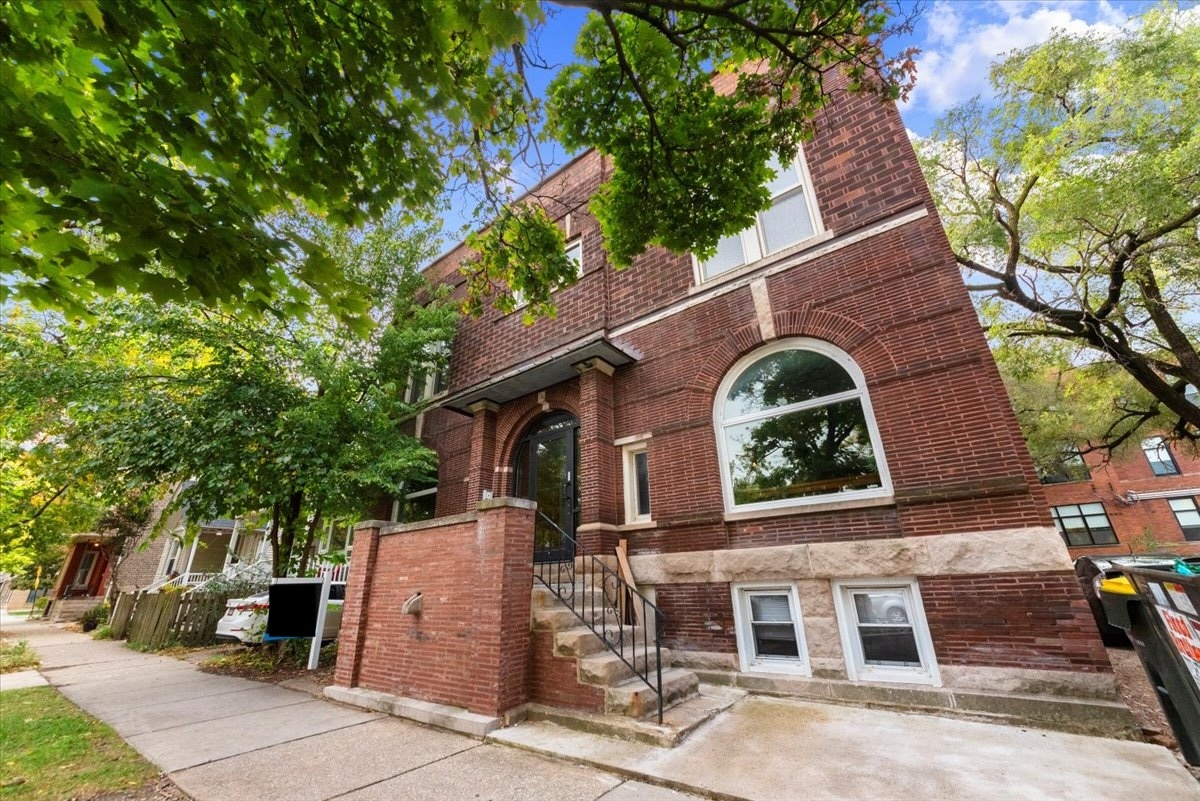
[332, 73, 1130, 735]
[1042, 437, 1200, 559]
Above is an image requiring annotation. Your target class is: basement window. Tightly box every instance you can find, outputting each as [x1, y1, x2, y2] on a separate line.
[731, 582, 809, 675]
[833, 578, 939, 686]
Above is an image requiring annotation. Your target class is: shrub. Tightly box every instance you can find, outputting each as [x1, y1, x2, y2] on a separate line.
[92, 624, 113, 640]
[78, 604, 110, 632]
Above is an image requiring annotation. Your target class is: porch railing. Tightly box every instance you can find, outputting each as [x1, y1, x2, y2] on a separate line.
[144, 571, 221, 593]
[532, 511, 666, 723]
[186, 558, 272, 594]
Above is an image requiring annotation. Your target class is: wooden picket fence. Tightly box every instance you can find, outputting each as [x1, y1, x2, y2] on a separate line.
[111, 590, 231, 650]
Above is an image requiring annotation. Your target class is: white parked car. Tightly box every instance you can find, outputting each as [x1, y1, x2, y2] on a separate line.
[215, 590, 343, 644]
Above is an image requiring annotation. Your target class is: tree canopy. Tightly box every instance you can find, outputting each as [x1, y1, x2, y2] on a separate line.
[0, 214, 457, 577]
[1, 0, 916, 323]
[918, 5, 1199, 450]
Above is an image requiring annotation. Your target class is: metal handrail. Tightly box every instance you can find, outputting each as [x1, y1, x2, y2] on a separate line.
[533, 511, 666, 723]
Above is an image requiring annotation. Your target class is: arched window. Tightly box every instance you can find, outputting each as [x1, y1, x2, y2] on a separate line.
[715, 339, 891, 512]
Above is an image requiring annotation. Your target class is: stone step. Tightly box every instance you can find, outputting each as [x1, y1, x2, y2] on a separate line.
[553, 625, 644, 657]
[532, 603, 622, 632]
[531, 584, 613, 611]
[579, 646, 673, 686]
[606, 668, 699, 718]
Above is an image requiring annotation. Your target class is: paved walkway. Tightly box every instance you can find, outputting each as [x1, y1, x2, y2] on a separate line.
[3, 613, 1198, 801]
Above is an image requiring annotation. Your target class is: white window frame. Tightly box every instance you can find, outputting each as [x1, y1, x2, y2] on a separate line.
[731, 581, 810, 676]
[406, 340, 451, 404]
[833, 578, 940, 686]
[695, 150, 823, 283]
[622, 441, 652, 524]
[512, 237, 583, 309]
[713, 338, 892, 514]
[159, 536, 184, 577]
[391, 485, 438, 524]
[1142, 436, 1180, 476]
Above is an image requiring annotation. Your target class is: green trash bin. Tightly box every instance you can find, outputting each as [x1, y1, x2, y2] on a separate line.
[1100, 566, 1200, 765]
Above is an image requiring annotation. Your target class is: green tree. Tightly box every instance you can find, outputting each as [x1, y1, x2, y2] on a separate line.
[0, 214, 457, 577]
[1, 0, 916, 322]
[918, 5, 1199, 449]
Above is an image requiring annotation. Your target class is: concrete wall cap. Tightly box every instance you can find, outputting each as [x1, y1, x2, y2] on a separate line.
[477, 496, 537, 512]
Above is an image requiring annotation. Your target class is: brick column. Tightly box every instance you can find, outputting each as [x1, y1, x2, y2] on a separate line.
[466, 400, 500, 505]
[474, 498, 536, 716]
[332, 520, 385, 689]
[575, 358, 619, 554]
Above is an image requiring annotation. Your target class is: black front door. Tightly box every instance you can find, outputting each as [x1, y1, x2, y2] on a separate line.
[513, 413, 579, 563]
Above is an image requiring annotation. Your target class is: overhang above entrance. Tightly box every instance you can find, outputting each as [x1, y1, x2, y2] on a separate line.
[440, 331, 638, 414]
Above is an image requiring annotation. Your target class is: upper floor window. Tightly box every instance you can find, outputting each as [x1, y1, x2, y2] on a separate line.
[405, 341, 450, 403]
[1050, 503, 1117, 547]
[1038, 446, 1090, 485]
[699, 153, 820, 281]
[1170, 497, 1200, 541]
[715, 339, 890, 513]
[513, 238, 582, 309]
[1142, 436, 1180, 476]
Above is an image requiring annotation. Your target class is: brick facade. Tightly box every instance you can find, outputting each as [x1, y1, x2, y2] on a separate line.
[334, 501, 534, 718]
[1042, 441, 1200, 559]
[336, 74, 1116, 719]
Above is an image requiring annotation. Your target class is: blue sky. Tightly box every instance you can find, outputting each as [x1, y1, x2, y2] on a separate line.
[530, 1, 1174, 136]
[440, 1, 1183, 237]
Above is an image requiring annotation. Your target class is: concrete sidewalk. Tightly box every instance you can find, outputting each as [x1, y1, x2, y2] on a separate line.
[4, 613, 1198, 801]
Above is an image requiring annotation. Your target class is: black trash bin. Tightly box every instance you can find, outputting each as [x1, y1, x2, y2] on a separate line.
[1101, 566, 1200, 765]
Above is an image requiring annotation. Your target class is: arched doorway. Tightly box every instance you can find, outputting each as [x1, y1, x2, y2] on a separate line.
[512, 412, 579, 563]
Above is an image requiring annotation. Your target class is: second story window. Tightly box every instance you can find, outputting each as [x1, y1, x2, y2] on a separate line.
[1050, 503, 1117, 547]
[1142, 436, 1180, 476]
[513, 239, 582, 309]
[699, 153, 820, 281]
[406, 341, 450, 403]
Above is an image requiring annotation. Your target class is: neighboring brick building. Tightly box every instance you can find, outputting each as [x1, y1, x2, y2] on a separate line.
[1042, 437, 1200, 559]
[333, 72, 1130, 735]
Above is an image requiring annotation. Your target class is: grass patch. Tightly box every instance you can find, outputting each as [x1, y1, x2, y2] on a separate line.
[0, 640, 39, 674]
[0, 687, 158, 801]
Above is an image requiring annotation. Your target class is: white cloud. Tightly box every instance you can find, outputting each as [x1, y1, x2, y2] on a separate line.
[906, 1, 1133, 114]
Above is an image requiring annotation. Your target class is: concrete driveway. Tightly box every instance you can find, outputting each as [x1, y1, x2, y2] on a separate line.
[4, 613, 1197, 801]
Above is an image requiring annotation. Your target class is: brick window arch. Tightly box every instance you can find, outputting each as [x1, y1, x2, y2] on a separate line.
[713, 338, 892, 513]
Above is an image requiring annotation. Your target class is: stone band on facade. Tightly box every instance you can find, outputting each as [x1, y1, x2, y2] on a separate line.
[628, 526, 1070, 585]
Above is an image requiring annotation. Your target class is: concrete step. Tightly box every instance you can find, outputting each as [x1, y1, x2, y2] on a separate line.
[579, 646, 672, 686]
[510, 685, 747, 748]
[606, 668, 699, 718]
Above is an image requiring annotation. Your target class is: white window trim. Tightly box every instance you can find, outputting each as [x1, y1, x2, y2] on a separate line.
[731, 581, 810, 676]
[1142, 436, 1180, 476]
[512, 237, 584, 311]
[622, 441, 652, 525]
[391, 485, 438, 524]
[832, 577, 940, 687]
[713, 337, 893, 515]
[693, 149, 825, 285]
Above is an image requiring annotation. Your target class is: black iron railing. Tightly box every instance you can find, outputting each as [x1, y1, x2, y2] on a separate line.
[533, 511, 666, 723]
